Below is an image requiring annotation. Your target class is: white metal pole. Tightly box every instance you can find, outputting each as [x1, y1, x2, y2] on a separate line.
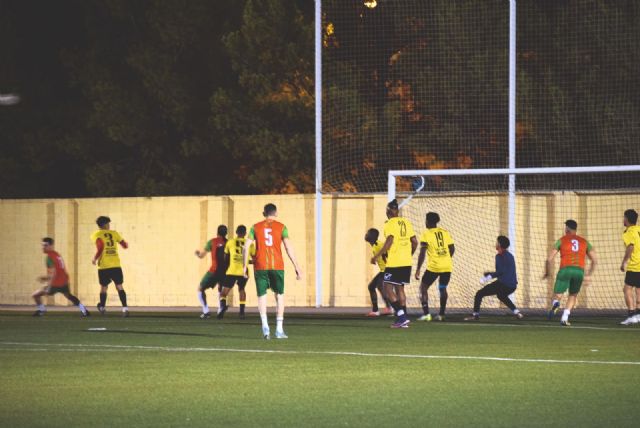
[388, 172, 396, 202]
[508, 0, 517, 251]
[314, 0, 323, 308]
[508, 0, 517, 303]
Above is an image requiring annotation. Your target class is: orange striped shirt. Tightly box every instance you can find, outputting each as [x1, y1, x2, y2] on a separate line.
[249, 219, 289, 271]
[555, 235, 592, 269]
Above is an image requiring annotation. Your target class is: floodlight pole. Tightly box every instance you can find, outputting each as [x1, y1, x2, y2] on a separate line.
[314, 0, 323, 307]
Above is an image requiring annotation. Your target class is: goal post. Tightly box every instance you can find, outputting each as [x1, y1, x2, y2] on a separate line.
[388, 165, 640, 312]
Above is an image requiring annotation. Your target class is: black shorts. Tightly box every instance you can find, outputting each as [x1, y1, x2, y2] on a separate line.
[98, 268, 124, 286]
[222, 275, 248, 289]
[46, 284, 70, 295]
[383, 266, 411, 285]
[421, 271, 451, 287]
[625, 271, 640, 287]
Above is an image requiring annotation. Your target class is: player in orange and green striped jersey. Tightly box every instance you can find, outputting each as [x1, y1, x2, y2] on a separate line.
[195, 225, 228, 319]
[243, 203, 302, 340]
[544, 219, 597, 326]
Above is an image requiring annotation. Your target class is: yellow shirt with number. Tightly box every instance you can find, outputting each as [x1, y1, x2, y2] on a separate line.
[224, 237, 256, 276]
[383, 217, 416, 268]
[623, 225, 640, 272]
[420, 227, 454, 273]
[90, 229, 124, 270]
[371, 240, 387, 272]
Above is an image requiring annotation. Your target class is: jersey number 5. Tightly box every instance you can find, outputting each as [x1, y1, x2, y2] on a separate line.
[264, 228, 273, 246]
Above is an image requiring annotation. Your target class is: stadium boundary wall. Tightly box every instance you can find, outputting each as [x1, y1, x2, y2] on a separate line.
[0, 194, 635, 309]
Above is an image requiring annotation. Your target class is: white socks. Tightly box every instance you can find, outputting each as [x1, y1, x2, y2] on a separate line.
[276, 317, 284, 332]
[561, 309, 570, 322]
[78, 303, 87, 313]
[197, 293, 208, 313]
[260, 313, 269, 329]
[37, 304, 45, 312]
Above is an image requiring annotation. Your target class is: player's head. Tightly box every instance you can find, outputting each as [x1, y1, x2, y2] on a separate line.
[263, 203, 277, 217]
[564, 219, 578, 233]
[425, 212, 440, 227]
[236, 225, 246, 237]
[496, 235, 510, 250]
[217, 225, 228, 237]
[96, 216, 111, 229]
[42, 237, 54, 252]
[365, 228, 379, 244]
[386, 199, 399, 218]
[624, 209, 638, 226]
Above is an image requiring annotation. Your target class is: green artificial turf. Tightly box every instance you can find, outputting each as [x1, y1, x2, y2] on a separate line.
[1, 310, 639, 427]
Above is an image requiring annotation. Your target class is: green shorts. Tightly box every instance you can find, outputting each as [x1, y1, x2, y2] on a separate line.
[200, 271, 224, 289]
[255, 270, 285, 297]
[554, 266, 585, 295]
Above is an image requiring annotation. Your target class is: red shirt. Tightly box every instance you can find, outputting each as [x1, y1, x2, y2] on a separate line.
[45, 250, 69, 287]
[207, 237, 227, 273]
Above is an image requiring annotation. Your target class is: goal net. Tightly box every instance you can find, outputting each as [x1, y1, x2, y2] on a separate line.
[392, 169, 640, 312]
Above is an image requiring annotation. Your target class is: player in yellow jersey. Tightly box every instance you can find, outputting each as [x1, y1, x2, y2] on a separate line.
[364, 228, 393, 317]
[620, 209, 640, 325]
[91, 216, 130, 316]
[371, 199, 418, 328]
[218, 225, 255, 320]
[414, 212, 455, 321]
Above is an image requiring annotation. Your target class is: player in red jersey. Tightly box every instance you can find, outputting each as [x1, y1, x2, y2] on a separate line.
[243, 203, 302, 339]
[32, 237, 90, 317]
[195, 225, 228, 318]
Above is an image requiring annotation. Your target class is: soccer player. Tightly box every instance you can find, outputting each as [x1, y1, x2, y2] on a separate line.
[243, 203, 302, 340]
[195, 225, 228, 319]
[91, 216, 129, 316]
[464, 236, 523, 321]
[32, 237, 89, 317]
[544, 220, 597, 326]
[620, 209, 640, 325]
[364, 228, 393, 317]
[414, 212, 455, 321]
[371, 199, 418, 328]
[217, 225, 255, 320]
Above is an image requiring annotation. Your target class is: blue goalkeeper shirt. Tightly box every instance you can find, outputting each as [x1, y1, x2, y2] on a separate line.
[488, 250, 518, 289]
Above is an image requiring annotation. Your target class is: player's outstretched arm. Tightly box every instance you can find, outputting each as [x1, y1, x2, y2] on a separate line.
[119, 240, 129, 249]
[194, 247, 207, 259]
[283, 238, 302, 280]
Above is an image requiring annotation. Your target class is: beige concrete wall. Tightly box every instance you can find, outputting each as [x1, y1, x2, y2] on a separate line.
[1, 193, 638, 310]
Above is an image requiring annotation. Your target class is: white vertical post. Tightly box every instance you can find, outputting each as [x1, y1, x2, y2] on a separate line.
[508, 0, 517, 303]
[388, 172, 396, 202]
[314, 0, 323, 308]
[508, 0, 517, 249]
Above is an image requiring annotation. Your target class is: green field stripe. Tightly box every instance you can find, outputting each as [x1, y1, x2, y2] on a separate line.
[2, 341, 639, 366]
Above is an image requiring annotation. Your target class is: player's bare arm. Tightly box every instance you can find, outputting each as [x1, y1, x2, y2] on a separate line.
[92, 238, 104, 265]
[120, 240, 129, 249]
[283, 237, 302, 280]
[585, 249, 598, 280]
[415, 243, 427, 280]
[194, 247, 207, 258]
[372, 235, 393, 264]
[410, 235, 418, 255]
[449, 244, 455, 257]
[242, 237, 254, 278]
[38, 267, 55, 285]
[621, 244, 634, 272]
[543, 248, 559, 279]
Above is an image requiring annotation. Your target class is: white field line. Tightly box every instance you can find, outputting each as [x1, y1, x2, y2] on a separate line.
[1, 341, 639, 366]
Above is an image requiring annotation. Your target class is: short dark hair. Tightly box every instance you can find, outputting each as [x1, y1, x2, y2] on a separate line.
[217, 225, 228, 237]
[426, 212, 440, 225]
[565, 219, 578, 231]
[263, 203, 277, 216]
[366, 228, 379, 242]
[497, 235, 510, 249]
[236, 225, 246, 235]
[625, 209, 638, 225]
[387, 199, 399, 210]
[96, 216, 111, 227]
[42, 237, 54, 245]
